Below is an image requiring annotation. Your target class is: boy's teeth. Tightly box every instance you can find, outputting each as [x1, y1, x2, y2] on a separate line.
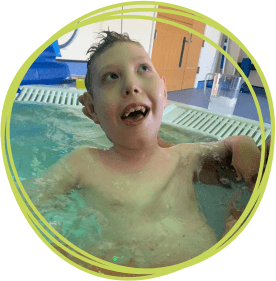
[123, 105, 147, 117]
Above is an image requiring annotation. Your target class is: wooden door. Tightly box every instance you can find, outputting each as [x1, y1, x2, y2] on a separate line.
[181, 20, 205, 89]
[151, 19, 190, 92]
[151, 6, 205, 91]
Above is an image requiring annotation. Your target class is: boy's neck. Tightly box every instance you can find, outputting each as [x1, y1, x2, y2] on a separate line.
[109, 140, 162, 164]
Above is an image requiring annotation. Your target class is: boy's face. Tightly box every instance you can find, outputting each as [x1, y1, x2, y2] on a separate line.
[90, 42, 167, 149]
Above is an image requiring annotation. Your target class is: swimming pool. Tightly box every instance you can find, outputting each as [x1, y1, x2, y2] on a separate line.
[10, 101, 252, 264]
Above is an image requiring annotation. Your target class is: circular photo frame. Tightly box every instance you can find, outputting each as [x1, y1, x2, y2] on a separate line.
[1, 1, 275, 280]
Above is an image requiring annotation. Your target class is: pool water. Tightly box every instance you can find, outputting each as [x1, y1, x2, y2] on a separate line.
[10, 102, 252, 259]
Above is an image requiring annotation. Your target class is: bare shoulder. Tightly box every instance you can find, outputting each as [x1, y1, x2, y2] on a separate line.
[176, 140, 228, 158]
[23, 146, 102, 196]
[66, 146, 99, 166]
[166, 143, 203, 173]
[69, 146, 98, 158]
[49, 146, 99, 179]
[169, 140, 241, 187]
[174, 142, 202, 159]
[175, 140, 237, 186]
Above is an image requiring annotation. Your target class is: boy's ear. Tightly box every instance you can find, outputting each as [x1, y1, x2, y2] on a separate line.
[161, 76, 167, 109]
[161, 76, 166, 85]
[84, 92, 100, 124]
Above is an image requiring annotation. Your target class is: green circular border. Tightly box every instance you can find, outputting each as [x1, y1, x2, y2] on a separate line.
[1, 0, 274, 276]
[1, 1, 275, 279]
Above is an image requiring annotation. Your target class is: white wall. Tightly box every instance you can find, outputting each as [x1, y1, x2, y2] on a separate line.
[58, 7, 122, 61]
[57, 5, 157, 61]
[121, 5, 157, 57]
[194, 25, 223, 87]
[58, 8, 263, 88]
[223, 39, 240, 76]
[247, 71, 263, 87]
[236, 48, 263, 87]
[194, 28, 264, 88]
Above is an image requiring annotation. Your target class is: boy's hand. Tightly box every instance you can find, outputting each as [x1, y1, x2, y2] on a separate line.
[225, 136, 266, 187]
[78, 92, 93, 120]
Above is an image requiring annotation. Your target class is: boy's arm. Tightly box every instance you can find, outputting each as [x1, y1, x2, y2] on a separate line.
[224, 135, 264, 184]
[22, 148, 83, 203]
[194, 135, 266, 189]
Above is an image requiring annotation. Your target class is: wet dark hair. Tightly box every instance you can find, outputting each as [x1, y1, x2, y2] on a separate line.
[85, 31, 142, 94]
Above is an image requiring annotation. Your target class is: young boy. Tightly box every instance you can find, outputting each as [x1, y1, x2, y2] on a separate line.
[28, 31, 268, 269]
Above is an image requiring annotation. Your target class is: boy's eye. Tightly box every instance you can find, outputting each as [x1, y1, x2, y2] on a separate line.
[104, 73, 118, 83]
[138, 64, 149, 72]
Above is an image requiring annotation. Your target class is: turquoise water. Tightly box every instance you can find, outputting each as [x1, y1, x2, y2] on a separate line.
[10, 102, 251, 254]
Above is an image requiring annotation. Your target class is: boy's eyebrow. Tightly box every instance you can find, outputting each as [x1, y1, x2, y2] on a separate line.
[98, 56, 151, 76]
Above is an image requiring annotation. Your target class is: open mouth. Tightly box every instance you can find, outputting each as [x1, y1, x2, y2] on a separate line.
[121, 104, 150, 124]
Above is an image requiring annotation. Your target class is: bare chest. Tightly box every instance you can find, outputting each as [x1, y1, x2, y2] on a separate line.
[77, 148, 217, 266]
[80, 151, 196, 211]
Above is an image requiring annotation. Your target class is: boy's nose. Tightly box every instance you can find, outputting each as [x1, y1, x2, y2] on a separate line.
[125, 86, 140, 96]
[123, 75, 141, 97]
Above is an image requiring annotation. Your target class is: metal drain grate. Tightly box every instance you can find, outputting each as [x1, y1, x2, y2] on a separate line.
[15, 86, 271, 146]
[15, 86, 85, 106]
[163, 104, 271, 146]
